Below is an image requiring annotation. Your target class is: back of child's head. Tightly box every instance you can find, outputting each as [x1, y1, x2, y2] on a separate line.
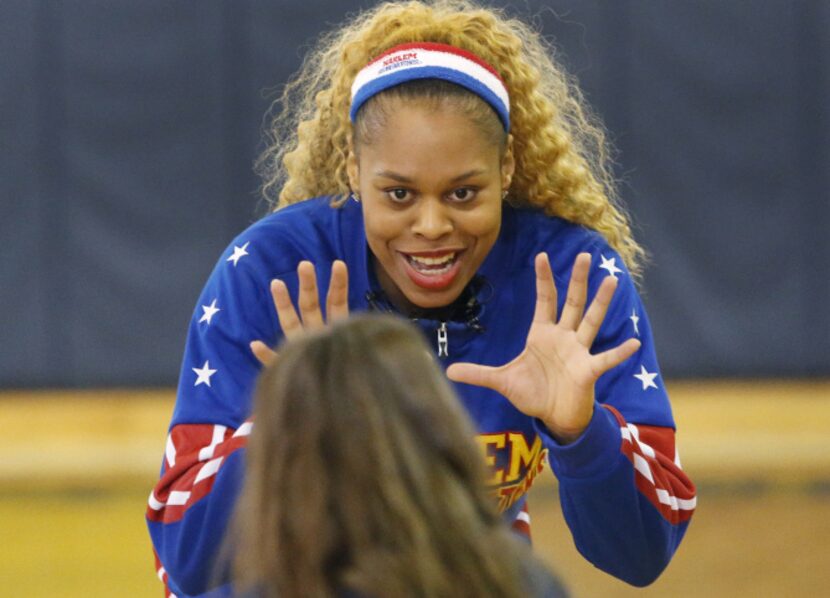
[232, 314, 539, 597]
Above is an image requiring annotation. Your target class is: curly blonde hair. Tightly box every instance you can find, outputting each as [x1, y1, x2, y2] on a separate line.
[257, 0, 646, 276]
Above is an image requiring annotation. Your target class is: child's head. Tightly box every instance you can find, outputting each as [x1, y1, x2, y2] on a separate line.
[232, 314, 528, 597]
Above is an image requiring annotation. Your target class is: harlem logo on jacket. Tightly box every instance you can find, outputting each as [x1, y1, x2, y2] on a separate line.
[475, 431, 547, 512]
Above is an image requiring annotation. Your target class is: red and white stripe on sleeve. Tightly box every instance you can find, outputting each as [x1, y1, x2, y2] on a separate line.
[153, 549, 178, 598]
[604, 405, 697, 524]
[146, 420, 253, 524]
[511, 503, 532, 540]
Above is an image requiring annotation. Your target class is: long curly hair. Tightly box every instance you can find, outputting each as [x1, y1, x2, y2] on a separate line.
[229, 315, 543, 597]
[257, 0, 645, 277]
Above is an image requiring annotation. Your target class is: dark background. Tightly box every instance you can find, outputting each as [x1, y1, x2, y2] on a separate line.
[2, 0, 828, 388]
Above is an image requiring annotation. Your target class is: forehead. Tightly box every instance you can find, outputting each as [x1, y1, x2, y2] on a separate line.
[357, 101, 502, 175]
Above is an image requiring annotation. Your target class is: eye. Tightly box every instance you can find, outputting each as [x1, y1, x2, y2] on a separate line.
[386, 188, 412, 203]
[447, 187, 477, 203]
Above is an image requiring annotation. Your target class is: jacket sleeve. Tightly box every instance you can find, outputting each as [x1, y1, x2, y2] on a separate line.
[146, 235, 282, 597]
[538, 246, 697, 587]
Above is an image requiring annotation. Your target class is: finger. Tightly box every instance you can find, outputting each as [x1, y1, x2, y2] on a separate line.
[271, 279, 303, 338]
[559, 253, 591, 330]
[532, 252, 558, 324]
[250, 340, 278, 366]
[325, 260, 350, 322]
[296, 261, 324, 329]
[591, 338, 641, 377]
[446, 362, 508, 396]
[576, 275, 618, 347]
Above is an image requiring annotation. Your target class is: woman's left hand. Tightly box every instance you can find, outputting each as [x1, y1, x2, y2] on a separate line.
[446, 252, 640, 444]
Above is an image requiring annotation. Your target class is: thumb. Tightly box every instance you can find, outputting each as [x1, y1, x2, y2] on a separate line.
[250, 340, 278, 367]
[446, 362, 506, 394]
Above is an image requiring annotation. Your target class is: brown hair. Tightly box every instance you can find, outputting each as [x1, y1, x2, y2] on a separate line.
[230, 315, 536, 597]
[257, 0, 646, 277]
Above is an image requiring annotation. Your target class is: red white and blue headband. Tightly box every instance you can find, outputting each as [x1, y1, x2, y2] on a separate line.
[350, 42, 511, 131]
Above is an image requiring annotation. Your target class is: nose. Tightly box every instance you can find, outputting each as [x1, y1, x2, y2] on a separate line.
[411, 197, 453, 240]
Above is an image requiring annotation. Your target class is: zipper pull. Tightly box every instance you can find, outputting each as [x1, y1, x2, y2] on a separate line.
[437, 322, 449, 357]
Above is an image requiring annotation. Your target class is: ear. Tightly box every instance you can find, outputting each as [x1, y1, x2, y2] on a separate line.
[501, 133, 515, 190]
[346, 134, 360, 193]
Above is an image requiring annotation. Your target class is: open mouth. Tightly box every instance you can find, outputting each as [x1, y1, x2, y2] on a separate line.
[404, 252, 459, 275]
[399, 250, 464, 290]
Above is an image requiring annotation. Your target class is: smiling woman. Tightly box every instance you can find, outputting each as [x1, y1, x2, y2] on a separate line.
[146, 1, 696, 596]
[350, 85, 509, 310]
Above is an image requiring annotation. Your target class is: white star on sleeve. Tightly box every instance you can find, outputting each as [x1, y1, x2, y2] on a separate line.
[198, 299, 220, 325]
[193, 361, 217, 387]
[633, 365, 659, 390]
[227, 242, 250, 266]
[630, 309, 640, 335]
[599, 254, 623, 278]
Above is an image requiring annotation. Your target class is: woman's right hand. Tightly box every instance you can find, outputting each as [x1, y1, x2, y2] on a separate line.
[250, 260, 350, 365]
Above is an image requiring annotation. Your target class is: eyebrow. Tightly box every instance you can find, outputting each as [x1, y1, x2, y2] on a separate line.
[373, 169, 487, 184]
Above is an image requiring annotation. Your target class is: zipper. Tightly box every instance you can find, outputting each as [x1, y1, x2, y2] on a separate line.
[437, 322, 449, 357]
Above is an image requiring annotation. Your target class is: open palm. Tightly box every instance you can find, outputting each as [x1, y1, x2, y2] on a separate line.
[447, 252, 640, 444]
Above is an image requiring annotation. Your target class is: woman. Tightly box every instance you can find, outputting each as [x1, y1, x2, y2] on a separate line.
[229, 314, 567, 597]
[147, 2, 696, 596]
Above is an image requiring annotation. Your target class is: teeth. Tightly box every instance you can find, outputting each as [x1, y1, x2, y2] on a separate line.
[409, 253, 456, 266]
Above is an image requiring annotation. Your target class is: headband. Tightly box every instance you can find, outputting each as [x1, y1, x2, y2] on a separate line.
[350, 42, 510, 131]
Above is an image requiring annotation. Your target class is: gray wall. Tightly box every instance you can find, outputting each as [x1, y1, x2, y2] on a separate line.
[2, 1, 828, 387]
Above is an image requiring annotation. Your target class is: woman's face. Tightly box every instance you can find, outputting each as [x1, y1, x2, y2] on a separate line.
[348, 101, 513, 311]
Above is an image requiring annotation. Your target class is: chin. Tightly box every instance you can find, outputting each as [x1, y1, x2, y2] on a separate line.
[404, 285, 465, 310]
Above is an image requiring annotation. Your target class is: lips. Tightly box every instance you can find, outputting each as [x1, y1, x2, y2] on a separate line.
[399, 250, 464, 290]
